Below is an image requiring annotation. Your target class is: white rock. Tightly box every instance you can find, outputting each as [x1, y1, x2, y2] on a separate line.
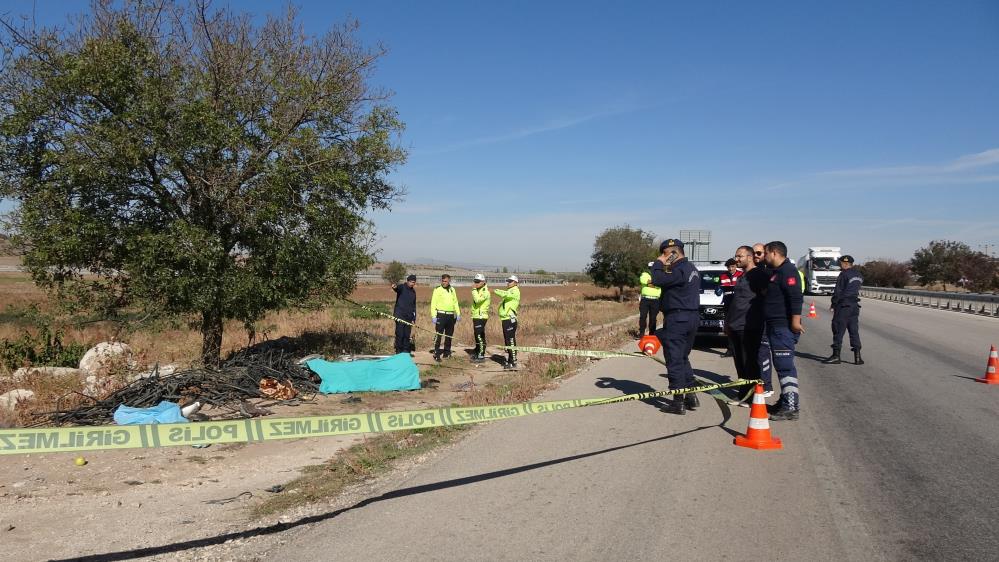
[0, 389, 35, 412]
[127, 364, 179, 382]
[6, 367, 83, 384]
[78, 342, 134, 377]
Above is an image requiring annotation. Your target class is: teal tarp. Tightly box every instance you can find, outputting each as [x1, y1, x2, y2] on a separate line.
[307, 354, 420, 394]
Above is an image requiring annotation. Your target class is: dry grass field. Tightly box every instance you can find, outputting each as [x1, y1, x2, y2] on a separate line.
[0, 274, 638, 427]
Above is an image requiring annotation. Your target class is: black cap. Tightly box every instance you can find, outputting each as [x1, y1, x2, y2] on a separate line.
[406, 274, 417, 281]
[839, 255, 854, 264]
[659, 238, 684, 252]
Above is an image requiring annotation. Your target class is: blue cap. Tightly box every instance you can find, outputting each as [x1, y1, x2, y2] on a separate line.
[659, 238, 684, 252]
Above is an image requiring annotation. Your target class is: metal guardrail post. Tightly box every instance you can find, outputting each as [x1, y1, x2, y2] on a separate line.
[860, 286, 999, 317]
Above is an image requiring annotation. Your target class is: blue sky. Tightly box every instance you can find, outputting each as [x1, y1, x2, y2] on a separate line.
[4, 1, 998, 270]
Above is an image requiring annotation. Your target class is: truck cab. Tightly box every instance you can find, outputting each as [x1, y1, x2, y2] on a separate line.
[798, 247, 842, 295]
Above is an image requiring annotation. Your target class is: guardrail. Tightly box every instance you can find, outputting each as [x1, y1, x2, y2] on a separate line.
[860, 286, 999, 317]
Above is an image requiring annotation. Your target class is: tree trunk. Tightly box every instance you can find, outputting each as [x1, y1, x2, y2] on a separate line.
[618, 286, 625, 302]
[201, 308, 224, 368]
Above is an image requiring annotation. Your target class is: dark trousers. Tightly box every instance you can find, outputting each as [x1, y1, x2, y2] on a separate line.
[656, 310, 698, 389]
[433, 313, 456, 357]
[638, 298, 659, 336]
[831, 303, 861, 352]
[502, 318, 518, 364]
[394, 319, 413, 353]
[756, 332, 774, 392]
[473, 318, 487, 357]
[768, 323, 801, 407]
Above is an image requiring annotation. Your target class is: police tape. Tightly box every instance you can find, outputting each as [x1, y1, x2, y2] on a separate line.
[342, 299, 665, 367]
[343, 297, 468, 345]
[0, 379, 759, 456]
[498, 345, 661, 363]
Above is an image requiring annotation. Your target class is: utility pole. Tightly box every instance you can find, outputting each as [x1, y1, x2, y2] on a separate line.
[979, 243, 996, 258]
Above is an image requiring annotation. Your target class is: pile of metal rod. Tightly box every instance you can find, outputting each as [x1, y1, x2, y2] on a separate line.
[34, 348, 321, 427]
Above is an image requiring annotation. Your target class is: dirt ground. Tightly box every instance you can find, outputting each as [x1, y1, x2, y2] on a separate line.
[0, 346, 537, 561]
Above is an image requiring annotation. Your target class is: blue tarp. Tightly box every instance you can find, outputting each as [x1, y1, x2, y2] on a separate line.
[307, 354, 420, 394]
[113, 401, 188, 425]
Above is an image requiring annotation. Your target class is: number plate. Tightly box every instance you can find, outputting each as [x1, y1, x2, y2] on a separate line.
[699, 319, 724, 328]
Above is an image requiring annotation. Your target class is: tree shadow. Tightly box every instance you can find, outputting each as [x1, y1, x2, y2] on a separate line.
[57, 429, 714, 562]
[230, 330, 386, 360]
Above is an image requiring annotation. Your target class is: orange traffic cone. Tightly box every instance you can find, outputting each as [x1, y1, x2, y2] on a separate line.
[976, 345, 999, 384]
[638, 335, 661, 356]
[807, 302, 818, 319]
[734, 384, 783, 450]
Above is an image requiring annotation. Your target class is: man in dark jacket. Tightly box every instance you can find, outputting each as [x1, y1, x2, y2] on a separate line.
[651, 238, 701, 415]
[763, 241, 804, 421]
[823, 255, 864, 365]
[391, 274, 418, 354]
[725, 246, 770, 390]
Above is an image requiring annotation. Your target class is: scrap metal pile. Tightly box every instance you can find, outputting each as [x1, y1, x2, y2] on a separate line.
[35, 347, 321, 427]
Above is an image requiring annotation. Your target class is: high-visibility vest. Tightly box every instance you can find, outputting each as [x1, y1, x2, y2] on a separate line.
[494, 286, 521, 320]
[639, 271, 662, 298]
[430, 285, 460, 317]
[471, 285, 490, 319]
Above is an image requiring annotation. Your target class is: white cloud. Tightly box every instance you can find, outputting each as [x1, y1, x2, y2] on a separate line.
[817, 147, 999, 178]
[417, 104, 643, 155]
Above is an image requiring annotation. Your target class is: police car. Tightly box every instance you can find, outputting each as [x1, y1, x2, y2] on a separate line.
[694, 261, 728, 337]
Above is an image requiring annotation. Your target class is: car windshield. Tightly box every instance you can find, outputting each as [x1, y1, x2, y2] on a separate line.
[699, 271, 722, 292]
[812, 258, 841, 271]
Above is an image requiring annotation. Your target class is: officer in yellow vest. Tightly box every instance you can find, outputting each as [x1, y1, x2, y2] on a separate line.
[470, 273, 491, 363]
[638, 261, 661, 338]
[430, 274, 461, 362]
[494, 275, 521, 370]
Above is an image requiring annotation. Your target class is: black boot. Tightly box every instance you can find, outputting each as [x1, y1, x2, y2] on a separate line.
[822, 349, 841, 364]
[769, 393, 799, 421]
[854, 351, 864, 365]
[684, 391, 700, 410]
[663, 395, 686, 415]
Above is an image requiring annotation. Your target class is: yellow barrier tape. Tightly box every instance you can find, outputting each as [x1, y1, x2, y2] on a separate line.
[0, 379, 758, 456]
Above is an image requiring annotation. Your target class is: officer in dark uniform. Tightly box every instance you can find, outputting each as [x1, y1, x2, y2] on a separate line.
[391, 274, 418, 354]
[763, 241, 804, 421]
[651, 238, 701, 415]
[823, 255, 864, 365]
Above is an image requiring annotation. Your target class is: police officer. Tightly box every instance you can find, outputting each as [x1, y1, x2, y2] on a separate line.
[495, 275, 521, 369]
[470, 273, 491, 363]
[638, 262, 661, 338]
[651, 238, 701, 415]
[823, 255, 864, 365]
[430, 274, 461, 362]
[391, 274, 418, 354]
[763, 241, 804, 421]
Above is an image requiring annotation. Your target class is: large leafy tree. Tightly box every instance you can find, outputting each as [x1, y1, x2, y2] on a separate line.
[910, 240, 972, 289]
[856, 259, 911, 288]
[0, 1, 406, 365]
[586, 225, 657, 301]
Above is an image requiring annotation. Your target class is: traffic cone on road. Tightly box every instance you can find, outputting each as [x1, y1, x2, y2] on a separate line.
[976, 345, 999, 384]
[807, 302, 818, 319]
[638, 335, 661, 356]
[734, 384, 783, 450]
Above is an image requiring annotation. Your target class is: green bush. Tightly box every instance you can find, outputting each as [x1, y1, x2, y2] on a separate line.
[348, 302, 392, 320]
[0, 325, 89, 371]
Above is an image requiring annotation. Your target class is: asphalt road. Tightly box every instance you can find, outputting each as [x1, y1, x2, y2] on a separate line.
[268, 297, 999, 561]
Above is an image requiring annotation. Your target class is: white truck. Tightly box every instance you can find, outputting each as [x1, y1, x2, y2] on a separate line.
[797, 246, 843, 295]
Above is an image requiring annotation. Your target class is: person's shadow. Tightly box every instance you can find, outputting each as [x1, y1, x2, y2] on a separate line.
[795, 351, 829, 362]
[595, 377, 671, 411]
[595, 376, 740, 437]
